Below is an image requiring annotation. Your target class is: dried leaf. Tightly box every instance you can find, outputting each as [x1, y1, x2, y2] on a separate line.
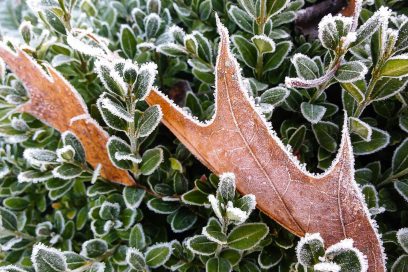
[0, 44, 134, 186]
[146, 19, 385, 271]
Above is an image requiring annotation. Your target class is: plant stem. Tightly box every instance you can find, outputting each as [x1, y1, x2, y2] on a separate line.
[310, 54, 341, 102]
[353, 61, 383, 117]
[378, 168, 408, 188]
[256, 0, 267, 35]
[255, 53, 264, 80]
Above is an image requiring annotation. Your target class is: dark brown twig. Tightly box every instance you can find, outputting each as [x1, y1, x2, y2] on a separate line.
[295, 0, 348, 38]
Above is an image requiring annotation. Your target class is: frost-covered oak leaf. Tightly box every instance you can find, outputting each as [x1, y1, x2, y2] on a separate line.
[0, 44, 134, 186]
[145, 16, 385, 271]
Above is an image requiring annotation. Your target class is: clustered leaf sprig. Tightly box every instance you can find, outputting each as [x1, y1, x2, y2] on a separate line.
[95, 57, 163, 178]
[295, 233, 368, 272]
[183, 173, 283, 271]
[0, 0, 408, 271]
[230, 0, 298, 80]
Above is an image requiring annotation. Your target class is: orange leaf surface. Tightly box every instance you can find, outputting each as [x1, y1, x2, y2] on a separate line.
[0, 44, 135, 186]
[146, 20, 385, 271]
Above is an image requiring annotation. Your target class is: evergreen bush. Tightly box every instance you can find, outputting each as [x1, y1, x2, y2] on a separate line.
[0, 0, 407, 271]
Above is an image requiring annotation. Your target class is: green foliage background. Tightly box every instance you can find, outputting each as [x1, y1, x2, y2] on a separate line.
[0, 0, 407, 271]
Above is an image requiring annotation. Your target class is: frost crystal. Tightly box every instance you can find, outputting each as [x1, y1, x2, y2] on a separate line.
[115, 152, 142, 164]
[0, 59, 5, 80]
[226, 201, 248, 224]
[91, 163, 102, 184]
[18, 171, 53, 183]
[343, 32, 357, 48]
[314, 262, 341, 272]
[218, 172, 236, 200]
[56, 145, 75, 161]
[0, 164, 10, 179]
[397, 228, 408, 252]
[0, 265, 27, 272]
[1, 237, 23, 251]
[326, 238, 368, 272]
[67, 31, 108, 58]
[134, 62, 158, 100]
[26, 0, 44, 13]
[23, 148, 58, 166]
[100, 97, 133, 122]
[296, 233, 324, 261]
[208, 194, 224, 223]
[31, 243, 67, 272]
[168, 25, 185, 42]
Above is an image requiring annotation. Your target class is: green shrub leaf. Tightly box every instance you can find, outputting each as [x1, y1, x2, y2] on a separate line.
[144, 242, 172, 268]
[227, 223, 268, 250]
[206, 257, 232, 272]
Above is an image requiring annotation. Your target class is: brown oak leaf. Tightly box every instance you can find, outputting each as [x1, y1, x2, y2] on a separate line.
[0, 44, 135, 186]
[146, 19, 385, 271]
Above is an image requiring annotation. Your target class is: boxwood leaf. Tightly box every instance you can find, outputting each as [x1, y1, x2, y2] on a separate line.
[80, 239, 108, 259]
[137, 105, 162, 138]
[397, 228, 408, 253]
[232, 35, 257, 69]
[44, 10, 66, 35]
[251, 35, 275, 55]
[157, 43, 187, 57]
[147, 198, 180, 214]
[170, 207, 197, 233]
[258, 246, 283, 269]
[181, 189, 208, 206]
[199, 0, 212, 21]
[32, 244, 67, 272]
[97, 93, 128, 131]
[202, 217, 227, 245]
[301, 102, 326, 124]
[341, 80, 366, 103]
[288, 125, 306, 151]
[133, 62, 157, 101]
[296, 233, 325, 266]
[391, 255, 408, 272]
[123, 187, 146, 209]
[266, 0, 289, 17]
[120, 25, 137, 59]
[335, 61, 367, 83]
[107, 136, 132, 170]
[312, 121, 338, 153]
[263, 41, 292, 72]
[187, 235, 218, 256]
[325, 240, 367, 272]
[228, 6, 253, 34]
[361, 184, 379, 209]
[227, 223, 268, 250]
[130, 224, 146, 250]
[349, 117, 372, 142]
[126, 248, 146, 271]
[206, 257, 232, 272]
[351, 127, 390, 155]
[394, 180, 408, 203]
[236, 0, 256, 18]
[144, 242, 172, 268]
[144, 13, 161, 39]
[3, 197, 29, 211]
[380, 55, 408, 78]
[52, 163, 83, 180]
[260, 87, 289, 106]
[292, 53, 319, 80]
[0, 207, 18, 231]
[61, 132, 86, 163]
[392, 139, 408, 174]
[140, 148, 163, 175]
[64, 251, 87, 270]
